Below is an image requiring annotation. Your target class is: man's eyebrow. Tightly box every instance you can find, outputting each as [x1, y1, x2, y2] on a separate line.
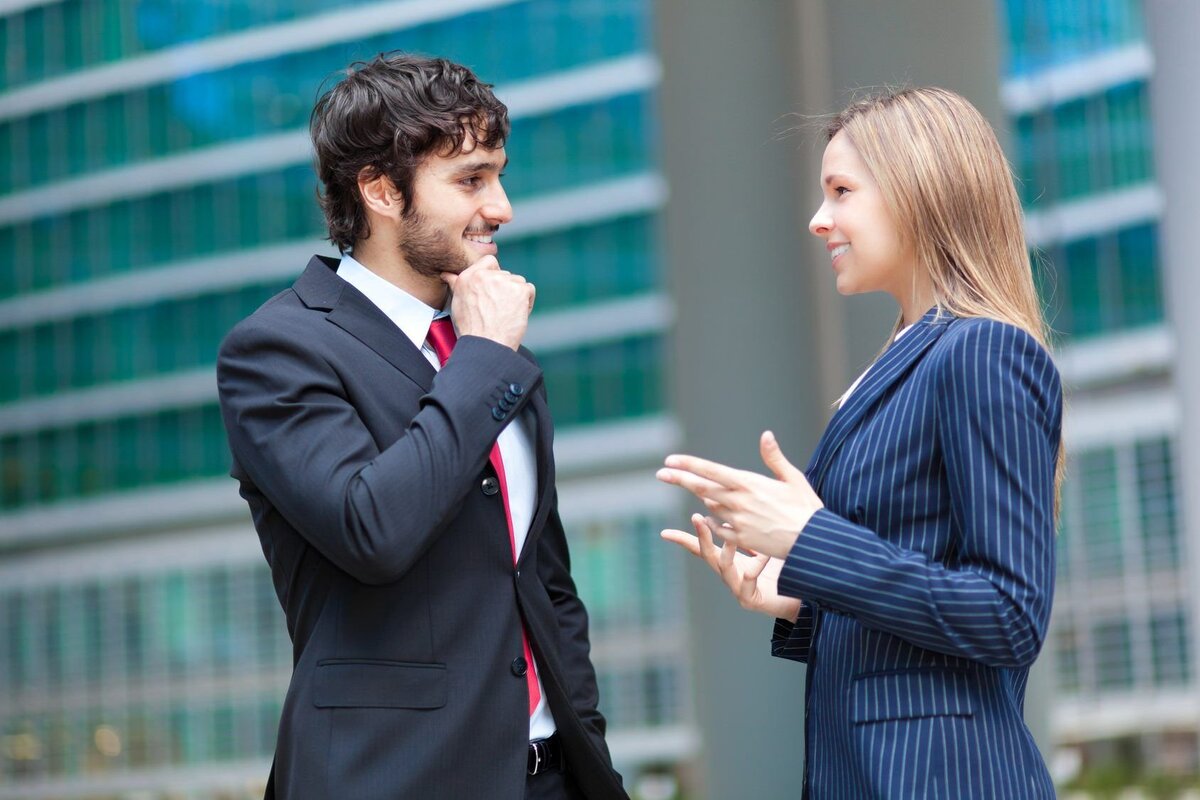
[449, 158, 508, 177]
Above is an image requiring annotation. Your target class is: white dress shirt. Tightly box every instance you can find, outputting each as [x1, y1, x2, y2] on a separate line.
[337, 254, 555, 739]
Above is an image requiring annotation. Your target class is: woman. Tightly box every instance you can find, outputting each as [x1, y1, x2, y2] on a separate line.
[657, 87, 1063, 798]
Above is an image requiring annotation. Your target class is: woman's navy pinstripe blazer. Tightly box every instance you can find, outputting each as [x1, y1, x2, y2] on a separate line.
[772, 308, 1062, 798]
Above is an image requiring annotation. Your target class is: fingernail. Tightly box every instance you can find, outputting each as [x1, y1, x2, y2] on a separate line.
[664, 456, 680, 467]
[655, 468, 671, 481]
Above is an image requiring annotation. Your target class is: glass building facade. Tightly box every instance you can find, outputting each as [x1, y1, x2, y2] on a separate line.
[0, 1, 692, 796]
[998, 0, 1191, 781]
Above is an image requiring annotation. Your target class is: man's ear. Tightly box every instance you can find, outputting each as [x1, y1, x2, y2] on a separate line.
[357, 168, 404, 220]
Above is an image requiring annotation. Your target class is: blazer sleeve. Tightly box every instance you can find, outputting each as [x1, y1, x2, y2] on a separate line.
[770, 605, 816, 664]
[217, 318, 542, 585]
[776, 320, 1062, 668]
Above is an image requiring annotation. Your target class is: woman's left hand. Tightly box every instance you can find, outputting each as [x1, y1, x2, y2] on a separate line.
[656, 431, 824, 560]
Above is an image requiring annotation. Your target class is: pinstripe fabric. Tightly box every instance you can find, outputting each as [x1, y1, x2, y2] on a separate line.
[772, 308, 1062, 799]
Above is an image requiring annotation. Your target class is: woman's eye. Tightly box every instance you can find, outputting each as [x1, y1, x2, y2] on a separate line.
[835, 186, 849, 197]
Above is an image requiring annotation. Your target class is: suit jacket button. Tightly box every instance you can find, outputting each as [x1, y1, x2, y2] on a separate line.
[499, 396, 515, 412]
[481, 477, 500, 496]
[511, 657, 528, 676]
[503, 390, 518, 405]
[492, 407, 506, 421]
[508, 382, 525, 397]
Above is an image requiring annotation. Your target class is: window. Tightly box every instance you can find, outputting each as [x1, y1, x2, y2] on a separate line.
[1093, 618, 1134, 689]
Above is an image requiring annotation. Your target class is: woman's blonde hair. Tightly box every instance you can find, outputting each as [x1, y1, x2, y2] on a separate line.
[827, 86, 1065, 505]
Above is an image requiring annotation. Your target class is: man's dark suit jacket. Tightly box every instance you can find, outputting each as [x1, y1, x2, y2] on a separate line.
[216, 255, 627, 799]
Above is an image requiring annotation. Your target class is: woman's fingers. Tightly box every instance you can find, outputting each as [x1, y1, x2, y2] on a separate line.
[656, 466, 732, 500]
[659, 528, 702, 558]
[746, 552, 771, 581]
[692, 513, 718, 557]
[662, 454, 745, 487]
[662, 522, 724, 578]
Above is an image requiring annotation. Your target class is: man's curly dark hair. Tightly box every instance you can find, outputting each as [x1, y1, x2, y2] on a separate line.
[309, 52, 510, 253]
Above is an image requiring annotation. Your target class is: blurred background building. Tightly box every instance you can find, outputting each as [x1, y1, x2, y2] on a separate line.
[1003, 0, 1177, 773]
[0, 0, 1196, 798]
[0, 1, 693, 797]
[996, 0, 1200, 789]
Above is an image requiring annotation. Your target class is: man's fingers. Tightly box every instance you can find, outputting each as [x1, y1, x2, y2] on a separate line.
[440, 271, 458, 288]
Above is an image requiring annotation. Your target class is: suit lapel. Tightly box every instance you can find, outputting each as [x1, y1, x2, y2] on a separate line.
[805, 308, 952, 492]
[293, 255, 436, 392]
[297, 256, 550, 561]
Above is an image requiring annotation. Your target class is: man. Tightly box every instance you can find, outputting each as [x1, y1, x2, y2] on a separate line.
[217, 53, 627, 800]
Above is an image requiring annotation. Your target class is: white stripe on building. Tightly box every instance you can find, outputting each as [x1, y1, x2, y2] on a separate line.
[0, 0, 526, 122]
[1002, 42, 1154, 115]
[0, 53, 662, 226]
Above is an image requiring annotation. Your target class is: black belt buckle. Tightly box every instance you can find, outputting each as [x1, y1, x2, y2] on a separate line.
[527, 735, 559, 775]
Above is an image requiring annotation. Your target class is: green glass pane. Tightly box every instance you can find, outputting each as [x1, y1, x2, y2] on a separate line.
[1093, 618, 1134, 690]
[0, 123, 11, 195]
[0, 435, 23, 509]
[0, 332, 17, 403]
[23, 7, 45, 84]
[1055, 624, 1081, 693]
[0, 227, 14, 296]
[77, 421, 104, 497]
[62, 1, 86, 73]
[1063, 236, 1101, 337]
[1136, 437, 1178, 569]
[26, 114, 51, 187]
[1116, 223, 1163, 328]
[1079, 446, 1121, 576]
[114, 416, 141, 489]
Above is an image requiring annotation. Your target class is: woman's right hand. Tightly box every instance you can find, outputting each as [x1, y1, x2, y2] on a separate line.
[661, 513, 802, 622]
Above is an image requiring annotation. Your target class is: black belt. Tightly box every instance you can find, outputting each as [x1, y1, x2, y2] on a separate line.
[527, 734, 564, 775]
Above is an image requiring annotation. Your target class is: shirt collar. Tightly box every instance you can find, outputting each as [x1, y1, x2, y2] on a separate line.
[336, 253, 445, 350]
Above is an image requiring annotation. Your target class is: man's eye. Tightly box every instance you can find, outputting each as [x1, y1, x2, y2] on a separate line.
[461, 176, 481, 187]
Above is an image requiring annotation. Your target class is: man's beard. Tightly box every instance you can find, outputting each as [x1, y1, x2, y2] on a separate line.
[397, 210, 470, 278]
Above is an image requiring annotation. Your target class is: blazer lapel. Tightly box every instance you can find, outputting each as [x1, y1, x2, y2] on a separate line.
[805, 308, 953, 492]
[293, 255, 437, 392]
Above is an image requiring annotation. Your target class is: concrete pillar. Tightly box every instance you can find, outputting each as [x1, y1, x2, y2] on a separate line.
[1144, 0, 1200, 760]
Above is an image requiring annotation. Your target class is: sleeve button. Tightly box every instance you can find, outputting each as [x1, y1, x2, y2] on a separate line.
[491, 407, 506, 421]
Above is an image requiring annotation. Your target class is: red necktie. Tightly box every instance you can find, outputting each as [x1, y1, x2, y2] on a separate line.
[426, 318, 541, 716]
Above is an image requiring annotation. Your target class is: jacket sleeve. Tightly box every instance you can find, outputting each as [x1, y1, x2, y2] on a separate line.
[770, 604, 816, 664]
[217, 318, 541, 585]
[776, 320, 1062, 668]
